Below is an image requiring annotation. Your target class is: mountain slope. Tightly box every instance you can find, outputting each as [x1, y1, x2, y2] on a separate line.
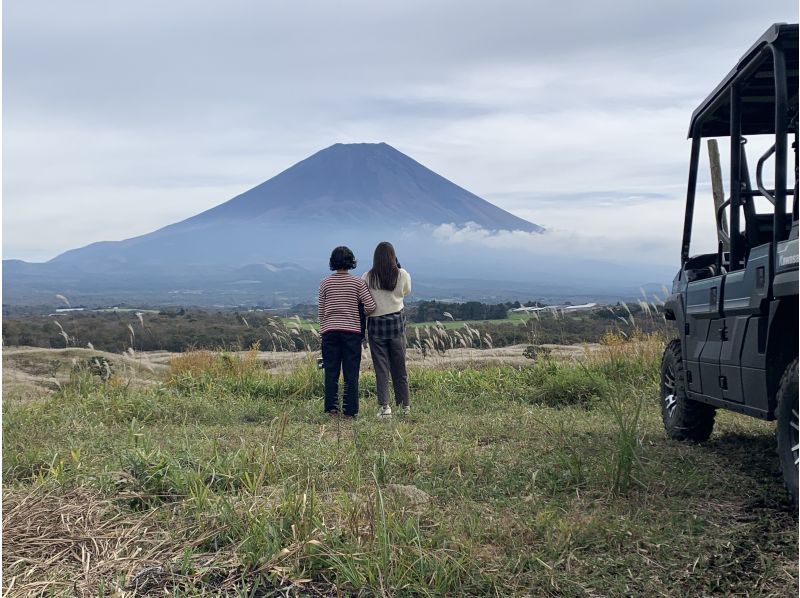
[189, 142, 542, 230]
[4, 143, 674, 305]
[50, 143, 541, 270]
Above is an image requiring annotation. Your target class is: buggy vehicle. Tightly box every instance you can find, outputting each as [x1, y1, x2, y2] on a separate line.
[661, 23, 799, 502]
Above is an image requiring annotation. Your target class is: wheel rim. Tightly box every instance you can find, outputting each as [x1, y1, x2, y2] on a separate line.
[664, 394, 677, 416]
[791, 407, 799, 469]
[663, 363, 677, 417]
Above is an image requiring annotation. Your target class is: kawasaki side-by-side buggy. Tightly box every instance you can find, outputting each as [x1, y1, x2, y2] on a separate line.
[661, 24, 799, 503]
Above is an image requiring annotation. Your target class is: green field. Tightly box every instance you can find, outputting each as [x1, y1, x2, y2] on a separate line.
[3, 339, 796, 596]
[278, 316, 319, 332]
[408, 318, 512, 329]
[92, 308, 162, 314]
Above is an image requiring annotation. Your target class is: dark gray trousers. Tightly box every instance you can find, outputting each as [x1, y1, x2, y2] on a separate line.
[369, 336, 409, 407]
[321, 332, 362, 416]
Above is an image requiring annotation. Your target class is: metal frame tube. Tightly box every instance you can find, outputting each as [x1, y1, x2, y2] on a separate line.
[729, 84, 742, 269]
[681, 136, 701, 265]
[771, 44, 788, 242]
[690, 48, 770, 138]
[756, 144, 777, 204]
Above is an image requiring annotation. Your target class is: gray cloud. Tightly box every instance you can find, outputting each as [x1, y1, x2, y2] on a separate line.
[486, 191, 671, 209]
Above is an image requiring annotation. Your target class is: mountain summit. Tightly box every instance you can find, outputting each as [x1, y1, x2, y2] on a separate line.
[187, 142, 542, 232]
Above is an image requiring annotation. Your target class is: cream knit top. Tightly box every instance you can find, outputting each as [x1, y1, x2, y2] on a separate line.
[362, 268, 412, 317]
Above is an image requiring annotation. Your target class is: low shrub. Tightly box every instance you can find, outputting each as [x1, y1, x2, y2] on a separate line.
[528, 363, 610, 407]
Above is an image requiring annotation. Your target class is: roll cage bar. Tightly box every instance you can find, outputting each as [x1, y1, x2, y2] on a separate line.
[680, 23, 799, 272]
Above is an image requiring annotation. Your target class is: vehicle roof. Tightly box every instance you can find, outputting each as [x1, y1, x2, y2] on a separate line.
[688, 23, 799, 138]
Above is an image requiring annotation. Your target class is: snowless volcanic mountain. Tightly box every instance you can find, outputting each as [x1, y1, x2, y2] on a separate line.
[193, 142, 540, 231]
[50, 142, 541, 269]
[6, 143, 559, 304]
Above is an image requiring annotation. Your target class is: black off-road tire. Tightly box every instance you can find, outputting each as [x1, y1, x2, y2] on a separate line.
[776, 358, 799, 505]
[660, 339, 716, 441]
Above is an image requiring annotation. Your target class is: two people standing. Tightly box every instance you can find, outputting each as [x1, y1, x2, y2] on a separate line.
[318, 242, 411, 418]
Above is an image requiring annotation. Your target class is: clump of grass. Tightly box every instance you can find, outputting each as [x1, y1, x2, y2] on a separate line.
[167, 349, 218, 377]
[604, 385, 646, 495]
[168, 343, 262, 380]
[591, 330, 664, 385]
[167, 344, 326, 402]
[528, 362, 611, 407]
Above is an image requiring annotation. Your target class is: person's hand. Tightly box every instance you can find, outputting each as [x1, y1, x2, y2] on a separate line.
[362, 337, 368, 350]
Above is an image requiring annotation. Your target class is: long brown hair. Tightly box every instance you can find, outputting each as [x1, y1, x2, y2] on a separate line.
[367, 242, 399, 291]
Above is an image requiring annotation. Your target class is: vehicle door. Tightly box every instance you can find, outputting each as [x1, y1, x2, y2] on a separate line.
[684, 266, 724, 399]
[719, 243, 771, 406]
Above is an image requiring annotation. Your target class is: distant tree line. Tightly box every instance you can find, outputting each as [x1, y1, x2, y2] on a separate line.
[2, 302, 667, 353]
[1, 310, 318, 354]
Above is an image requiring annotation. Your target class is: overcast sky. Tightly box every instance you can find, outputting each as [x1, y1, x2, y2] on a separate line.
[3, 1, 797, 266]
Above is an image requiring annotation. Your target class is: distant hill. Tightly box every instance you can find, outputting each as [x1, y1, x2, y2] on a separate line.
[3, 143, 671, 306]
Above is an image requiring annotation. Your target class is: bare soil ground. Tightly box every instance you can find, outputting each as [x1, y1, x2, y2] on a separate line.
[256, 342, 595, 372]
[3, 343, 596, 396]
[3, 347, 168, 399]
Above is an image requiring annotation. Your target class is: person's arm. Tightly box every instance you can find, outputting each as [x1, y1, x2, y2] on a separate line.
[318, 281, 326, 326]
[359, 280, 377, 314]
[402, 269, 411, 297]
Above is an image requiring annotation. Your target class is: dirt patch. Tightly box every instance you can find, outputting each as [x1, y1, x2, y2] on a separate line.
[3, 347, 168, 399]
[2, 343, 596, 396]
[252, 343, 596, 373]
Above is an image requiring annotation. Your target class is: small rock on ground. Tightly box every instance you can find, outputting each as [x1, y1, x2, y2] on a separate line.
[383, 484, 430, 507]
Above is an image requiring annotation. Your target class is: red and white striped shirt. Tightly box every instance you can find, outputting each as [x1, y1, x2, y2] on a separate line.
[319, 272, 376, 335]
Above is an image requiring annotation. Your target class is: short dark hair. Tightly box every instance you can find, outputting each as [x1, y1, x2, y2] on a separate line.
[329, 246, 357, 271]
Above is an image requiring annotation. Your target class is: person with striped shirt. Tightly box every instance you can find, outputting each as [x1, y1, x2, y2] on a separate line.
[318, 246, 376, 417]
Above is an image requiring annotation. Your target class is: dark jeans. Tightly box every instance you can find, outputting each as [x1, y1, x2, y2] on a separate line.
[369, 335, 409, 407]
[321, 332, 363, 416]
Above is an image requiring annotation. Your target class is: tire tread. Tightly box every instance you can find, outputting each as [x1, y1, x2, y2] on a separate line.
[775, 358, 798, 506]
[661, 339, 716, 442]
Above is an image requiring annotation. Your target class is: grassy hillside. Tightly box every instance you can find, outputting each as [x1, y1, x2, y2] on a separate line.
[3, 337, 796, 596]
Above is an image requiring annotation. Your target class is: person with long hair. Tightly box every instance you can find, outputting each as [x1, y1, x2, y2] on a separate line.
[319, 246, 376, 417]
[362, 242, 412, 417]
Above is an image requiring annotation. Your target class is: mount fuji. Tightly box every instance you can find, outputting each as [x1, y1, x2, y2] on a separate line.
[50, 142, 541, 270]
[4, 143, 666, 306]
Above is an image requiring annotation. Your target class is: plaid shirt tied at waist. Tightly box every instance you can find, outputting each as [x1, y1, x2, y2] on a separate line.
[367, 310, 406, 339]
